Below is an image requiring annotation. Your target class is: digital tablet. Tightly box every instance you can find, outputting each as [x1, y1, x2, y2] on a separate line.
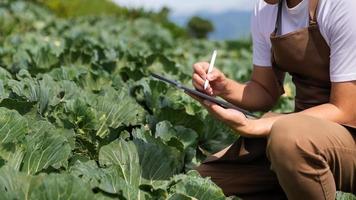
[151, 73, 258, 119]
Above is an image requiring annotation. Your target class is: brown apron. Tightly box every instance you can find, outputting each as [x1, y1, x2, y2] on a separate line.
[271, 0, 330, 112]
[196, 0, 355, 198]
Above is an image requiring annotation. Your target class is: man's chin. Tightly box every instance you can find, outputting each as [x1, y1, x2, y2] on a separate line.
[264, 0, 279, 5]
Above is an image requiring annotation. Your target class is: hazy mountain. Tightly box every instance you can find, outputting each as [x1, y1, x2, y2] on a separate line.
[170, 10, 252, 40]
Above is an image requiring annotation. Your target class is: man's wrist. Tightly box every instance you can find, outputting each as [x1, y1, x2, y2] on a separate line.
[219, 78, 235, 98]
[247, 119, 269, 137]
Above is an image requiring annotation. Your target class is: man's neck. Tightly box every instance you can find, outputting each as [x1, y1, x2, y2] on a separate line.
[287, 0, 303, 8]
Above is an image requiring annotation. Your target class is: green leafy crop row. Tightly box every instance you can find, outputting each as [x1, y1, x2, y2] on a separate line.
[1, 0, 352, 200]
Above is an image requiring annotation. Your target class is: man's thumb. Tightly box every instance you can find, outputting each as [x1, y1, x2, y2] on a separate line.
[207, 73, 217, 81]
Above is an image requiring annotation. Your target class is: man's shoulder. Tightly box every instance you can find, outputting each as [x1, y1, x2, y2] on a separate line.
[317, 0, 356, 38]
[254, 0, 277, 16]
[252, 0, 277, 36]
[318, 0, 356, 15]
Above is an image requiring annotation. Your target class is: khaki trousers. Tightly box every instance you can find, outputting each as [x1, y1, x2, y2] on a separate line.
[196, 114, 356, 200]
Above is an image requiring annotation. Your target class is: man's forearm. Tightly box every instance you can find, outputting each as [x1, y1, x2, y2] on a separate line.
[250, 103, 356, 137]
[220, 78, 277, 111]
[300, 103, 356, 127]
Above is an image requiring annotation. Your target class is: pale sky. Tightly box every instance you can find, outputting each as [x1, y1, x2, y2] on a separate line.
[113, 0, 257, 16]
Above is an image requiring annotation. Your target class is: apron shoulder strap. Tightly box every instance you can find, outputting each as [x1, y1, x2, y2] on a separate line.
[273, 0, 283, 35]
[274, 0, 320, 33]
[309, 0, 320, 24]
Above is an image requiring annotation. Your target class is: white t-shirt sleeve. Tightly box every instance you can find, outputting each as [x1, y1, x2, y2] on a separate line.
[251, 2, 273, 67]
[325, 1, 356, 82]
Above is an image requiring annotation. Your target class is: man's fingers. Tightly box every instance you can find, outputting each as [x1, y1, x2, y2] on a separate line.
[192, 75, 205, 91]
[192, 81, 204, 92]
[193, 73, 205, 85]
[202, 100, 229, 120]
[188, 95, 242, 124]
[195, 62, 210, 71]
[193, 62, 209, 79]
[193, 74, 213, 94]
[207, 70, 220, 81]
[203, 101, 244, 123]
[203, 100, 224, 113]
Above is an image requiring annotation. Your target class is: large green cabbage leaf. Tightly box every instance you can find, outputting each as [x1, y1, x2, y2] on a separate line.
[21, 121, 73, 174]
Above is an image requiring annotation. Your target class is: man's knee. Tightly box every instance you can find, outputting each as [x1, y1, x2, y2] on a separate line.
[267, 114, 314, 170]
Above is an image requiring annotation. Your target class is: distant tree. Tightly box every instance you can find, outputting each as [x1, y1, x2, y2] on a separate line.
[158, 7, 170, 20]
[187, 16, 214, 39]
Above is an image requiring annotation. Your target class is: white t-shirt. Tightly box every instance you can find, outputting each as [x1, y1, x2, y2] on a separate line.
[251, 0, 356, 82]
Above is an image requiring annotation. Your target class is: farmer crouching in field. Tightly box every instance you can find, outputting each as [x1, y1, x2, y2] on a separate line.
[189, 0, 356, 199]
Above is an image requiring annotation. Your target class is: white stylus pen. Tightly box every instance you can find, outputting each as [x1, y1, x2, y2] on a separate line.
[203, 50, 217, 90]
